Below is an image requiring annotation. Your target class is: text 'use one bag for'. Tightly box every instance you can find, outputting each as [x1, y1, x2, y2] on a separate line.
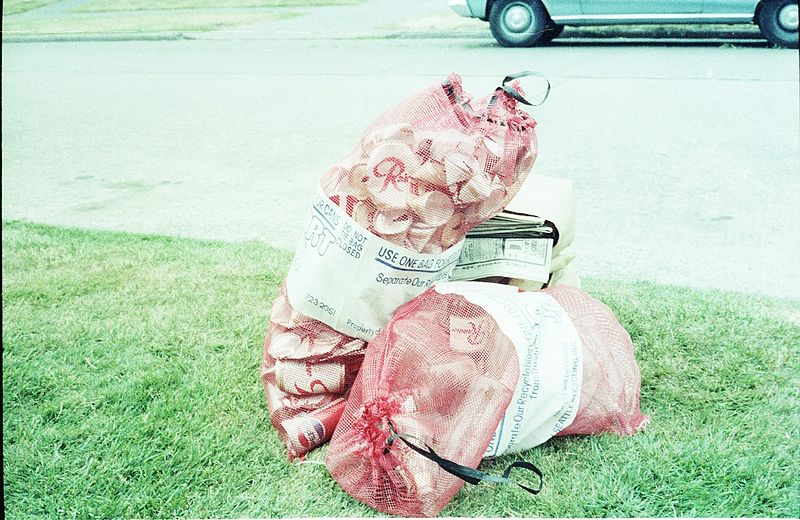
[326, 282, 649, 516]
[263, 73, 544, 459]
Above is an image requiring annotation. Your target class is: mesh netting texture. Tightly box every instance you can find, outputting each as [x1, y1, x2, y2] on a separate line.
[262, 73, 540, 459]
[326, 284, 648, 517]
[548, 286, 650, 436]
[262, 284, 365, 459]
[326, 288, 519, 517]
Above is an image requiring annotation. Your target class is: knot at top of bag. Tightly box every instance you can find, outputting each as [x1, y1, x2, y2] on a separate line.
[353, 395, 402, 461]
[486, 80, 539, 133]
[487, 71, 550, 133]
[441, 73, 534, 132]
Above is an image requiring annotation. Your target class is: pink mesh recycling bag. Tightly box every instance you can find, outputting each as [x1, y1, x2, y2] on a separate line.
[326, 283, 648, 516]
[262, 73, 540, 459]
[552, 286, 649, 436]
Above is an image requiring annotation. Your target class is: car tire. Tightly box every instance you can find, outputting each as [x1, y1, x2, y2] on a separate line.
[489, 0, 550, 47]
[538, 23, 564, 44]
[758, 0, 799, 48]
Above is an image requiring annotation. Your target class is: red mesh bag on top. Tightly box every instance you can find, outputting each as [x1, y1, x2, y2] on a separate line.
[262, 73, 542, 459]
[326, 282, 648, 516]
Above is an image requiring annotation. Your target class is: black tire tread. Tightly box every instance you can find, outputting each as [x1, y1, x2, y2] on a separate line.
[758, 0, 799, 48]
[489, 0, 550, 47]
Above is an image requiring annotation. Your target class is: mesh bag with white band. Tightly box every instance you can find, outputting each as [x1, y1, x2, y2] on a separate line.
[262, 74, 542, 459]
[326, 282, 649, 516]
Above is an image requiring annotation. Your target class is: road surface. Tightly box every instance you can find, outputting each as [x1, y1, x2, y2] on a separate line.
[3, 2, 799, 298]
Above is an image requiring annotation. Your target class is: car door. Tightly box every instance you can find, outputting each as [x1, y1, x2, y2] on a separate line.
[543, 0, 583, 17]
[579, 1, 704, 15]
[701, 0, 758, 15]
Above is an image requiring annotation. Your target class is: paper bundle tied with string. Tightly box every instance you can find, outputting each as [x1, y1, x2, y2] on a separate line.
[449, 174, 580, 291]
[505, 174, 580, 290]
[326, 282, 648, 517]
[263, 73, 547, 459]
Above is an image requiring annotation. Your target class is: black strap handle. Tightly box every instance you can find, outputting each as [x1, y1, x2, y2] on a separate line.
[494, 70, 551, 107]
[386, 426, 543, 496]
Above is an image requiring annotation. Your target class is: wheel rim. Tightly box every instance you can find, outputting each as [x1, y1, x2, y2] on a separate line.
[502, 4, 534, 34]
[778, 3, 799, 32]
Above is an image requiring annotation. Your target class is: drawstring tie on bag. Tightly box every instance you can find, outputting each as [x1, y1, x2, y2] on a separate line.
[354, 396, 402, 461]
[492, 70, 551, 108]
[485, 71, 550, 183]
[384, 421, 543, 496]
[441, 71, 550, 127]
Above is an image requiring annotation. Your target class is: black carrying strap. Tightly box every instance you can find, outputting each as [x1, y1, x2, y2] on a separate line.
[386, 427, 543, 496]
[493, 70, 551, 107]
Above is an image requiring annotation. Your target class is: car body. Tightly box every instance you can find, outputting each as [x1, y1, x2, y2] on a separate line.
[448, 0, 799, 47]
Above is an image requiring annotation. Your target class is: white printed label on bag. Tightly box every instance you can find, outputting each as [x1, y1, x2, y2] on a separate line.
[450, 237, 552, 282]
[435, 281, 583, 456]
[285, 188, 465, 341]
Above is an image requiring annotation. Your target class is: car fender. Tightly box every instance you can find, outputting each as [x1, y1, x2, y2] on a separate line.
[480, 0, 580, 20]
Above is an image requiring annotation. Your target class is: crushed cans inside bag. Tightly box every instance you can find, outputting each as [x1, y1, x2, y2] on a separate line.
[262, 72, 544, 459]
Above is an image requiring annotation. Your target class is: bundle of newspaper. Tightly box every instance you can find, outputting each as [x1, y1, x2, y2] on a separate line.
[451, 174, 579, 289]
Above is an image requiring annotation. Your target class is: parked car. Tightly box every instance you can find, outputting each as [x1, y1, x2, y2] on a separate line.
[448, 0, 799, 48]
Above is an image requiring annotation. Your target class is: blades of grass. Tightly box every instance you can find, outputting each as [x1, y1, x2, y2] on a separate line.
[3, 221, 798, 517]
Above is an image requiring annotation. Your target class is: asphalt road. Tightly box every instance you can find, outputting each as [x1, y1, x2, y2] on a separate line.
[3, 11, 799, 298]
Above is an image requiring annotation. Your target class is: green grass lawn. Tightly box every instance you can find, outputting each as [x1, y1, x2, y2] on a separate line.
[75, 0, 365, 11]
[2, 0, 363, 15]
[3, 221, 799, 517]
[2, 0, 362, 36]
[2, 0, 59, 16]
[2, 10, 298, 35]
